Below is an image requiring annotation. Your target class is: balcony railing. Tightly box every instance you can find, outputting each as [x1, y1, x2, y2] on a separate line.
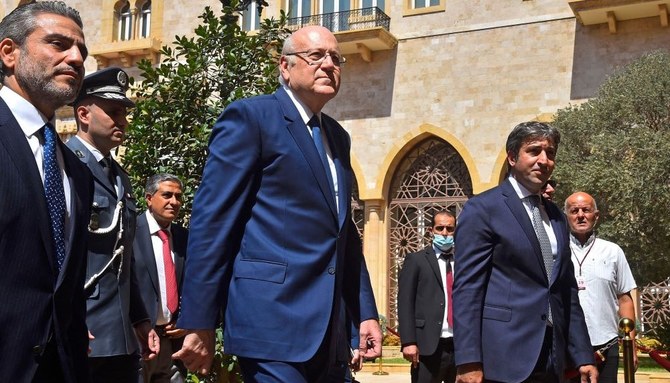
[287, 7, 391, 33]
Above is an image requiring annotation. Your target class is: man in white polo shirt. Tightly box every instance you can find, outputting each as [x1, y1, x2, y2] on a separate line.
[565, 191, 638, 383]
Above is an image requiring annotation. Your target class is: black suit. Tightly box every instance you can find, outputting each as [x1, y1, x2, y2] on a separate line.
[398, 245, 456, 383]
[0, 98, 92, 382]
[133, 212, 188, 381]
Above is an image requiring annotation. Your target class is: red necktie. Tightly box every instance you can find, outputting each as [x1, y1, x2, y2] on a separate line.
[157, 229, 178, 314]
[446, 256, 453, 328]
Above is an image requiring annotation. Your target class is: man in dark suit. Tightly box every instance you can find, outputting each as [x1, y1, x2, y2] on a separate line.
[453, 121, 598, 383]
[67, 67, 159, 382]
[174, 26, 382, 382]
[399, 210, 457, 383]
[134, 173, 188, 383]
[0, 2, 92, 382]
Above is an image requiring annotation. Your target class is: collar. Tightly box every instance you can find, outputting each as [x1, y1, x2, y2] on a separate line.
[281, 83, 320, 126]
[145, 210, 171, 235]
[72, 136, 111, 162]
[570, 232, 595, 249]
[508, 176, 538, 201]
[433, 245, 454, 259]
[0, 86, 53, 138]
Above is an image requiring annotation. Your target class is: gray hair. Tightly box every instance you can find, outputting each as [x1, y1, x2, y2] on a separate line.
[280, 31, 299, 67]
[0, 1, 83, 82]
[145, 173, 183, 195]
[505, 121, 560, 162]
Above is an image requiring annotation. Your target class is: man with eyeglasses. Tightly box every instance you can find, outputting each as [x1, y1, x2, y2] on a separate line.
[174, 26, 382, 383]
[399, 210, 458, 383]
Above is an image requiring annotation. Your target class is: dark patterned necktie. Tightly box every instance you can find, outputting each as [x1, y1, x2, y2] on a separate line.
[308, 115, 335, 199]
[528, 195, 553, 323]
[99, 156, 115, 187]
[43, 124, 66, 270]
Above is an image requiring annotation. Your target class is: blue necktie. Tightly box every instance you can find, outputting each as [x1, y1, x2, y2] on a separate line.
[308, 115, 335, 198]
[43, 124, 66, 270]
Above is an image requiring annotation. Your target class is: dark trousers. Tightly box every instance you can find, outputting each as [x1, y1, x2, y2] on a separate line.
[522, 327, 558, 383]
[411, 337, 456, 383]
[141, 331, 186, 383]
[32, 338, 65, 383]
[595, 341, 619, 383]
[89, 354, 142, 383]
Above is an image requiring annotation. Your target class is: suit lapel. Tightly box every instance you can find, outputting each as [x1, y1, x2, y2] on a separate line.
[0, 103, 56, 272]
[546, 200, 564, 283]
[137, 214, 160, 294]
[501, 180, 547, 278]
[423, 246, 444, 291]
[172, 227, 186, 288]
[277, 89, 338, 221]
[321, 115, 349, 228]
[67, 137, 117, 197]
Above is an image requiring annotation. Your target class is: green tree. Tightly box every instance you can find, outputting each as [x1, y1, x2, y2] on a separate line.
[552, 51, 670, 285]
[124, 0, 289, 224]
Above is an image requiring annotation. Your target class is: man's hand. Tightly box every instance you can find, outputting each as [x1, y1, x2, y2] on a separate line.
[358, 318, 383, 359]
[349, 348, 363, 372]
[134, 321, 160, 361]
[172, 330, 215, 376]
[164, 323, 187, 339]
[87, 331, 95, 355]
[579, 364, 599, 383]
[401, 344, 419, 368]
[456, 362, 484, 383]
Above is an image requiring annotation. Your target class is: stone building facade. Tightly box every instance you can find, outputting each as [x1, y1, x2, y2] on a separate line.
[2, 0, 668, 326]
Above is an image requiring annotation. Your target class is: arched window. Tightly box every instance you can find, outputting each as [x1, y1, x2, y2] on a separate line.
[118, 1, 132, 41]
[386, 137, 472, 328]
[139, 1, 151, 38]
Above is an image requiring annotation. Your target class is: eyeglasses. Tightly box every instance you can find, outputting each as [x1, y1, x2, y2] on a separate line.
[284, 50, 346, 67]
[433, 226, 455, 233]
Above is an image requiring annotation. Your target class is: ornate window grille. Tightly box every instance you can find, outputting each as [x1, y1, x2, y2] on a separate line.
[387, 137, 472, 328]
[351, 180, 364, 243]
[639, 280, 670, 334]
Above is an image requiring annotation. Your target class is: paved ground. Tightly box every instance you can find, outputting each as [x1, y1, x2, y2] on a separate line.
[351, 369, 670, 383]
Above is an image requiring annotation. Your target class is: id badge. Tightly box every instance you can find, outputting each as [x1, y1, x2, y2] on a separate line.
[576, 275, 586, 290]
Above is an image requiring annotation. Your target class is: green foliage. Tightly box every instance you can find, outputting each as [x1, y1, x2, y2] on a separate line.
[124, 0, 289, 224]
[553, 51, 670, 284]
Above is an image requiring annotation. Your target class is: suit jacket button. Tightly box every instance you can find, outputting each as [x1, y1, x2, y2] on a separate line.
[541, 314, 547, 321]
[328, 267, 335, 275]
[32, 345, 43, 356]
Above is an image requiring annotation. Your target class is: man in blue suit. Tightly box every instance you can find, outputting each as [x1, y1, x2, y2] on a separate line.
[174, 26, 382, 382]
[0, 2, 92, 382]
[453, 122, 598, 383]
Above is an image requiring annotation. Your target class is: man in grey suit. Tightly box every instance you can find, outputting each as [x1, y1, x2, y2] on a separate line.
[67, 67, 159, 382]
[399, 210, 457, 383]
[134, 174, 189, 383]
[0, 2, 92, 381]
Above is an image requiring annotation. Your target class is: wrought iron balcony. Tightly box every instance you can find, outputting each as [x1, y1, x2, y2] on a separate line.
[287, 7, 398, 62]
[287, 7, 391, 32]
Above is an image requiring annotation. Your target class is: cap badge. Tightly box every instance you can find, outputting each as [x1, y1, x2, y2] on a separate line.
[117, 70, 128, 87]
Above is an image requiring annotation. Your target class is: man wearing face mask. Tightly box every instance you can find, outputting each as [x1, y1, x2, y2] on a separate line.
[398, 210, 457, 383]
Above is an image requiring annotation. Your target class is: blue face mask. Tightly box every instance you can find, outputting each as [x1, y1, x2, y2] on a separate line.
[433, 234, 454, 252]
